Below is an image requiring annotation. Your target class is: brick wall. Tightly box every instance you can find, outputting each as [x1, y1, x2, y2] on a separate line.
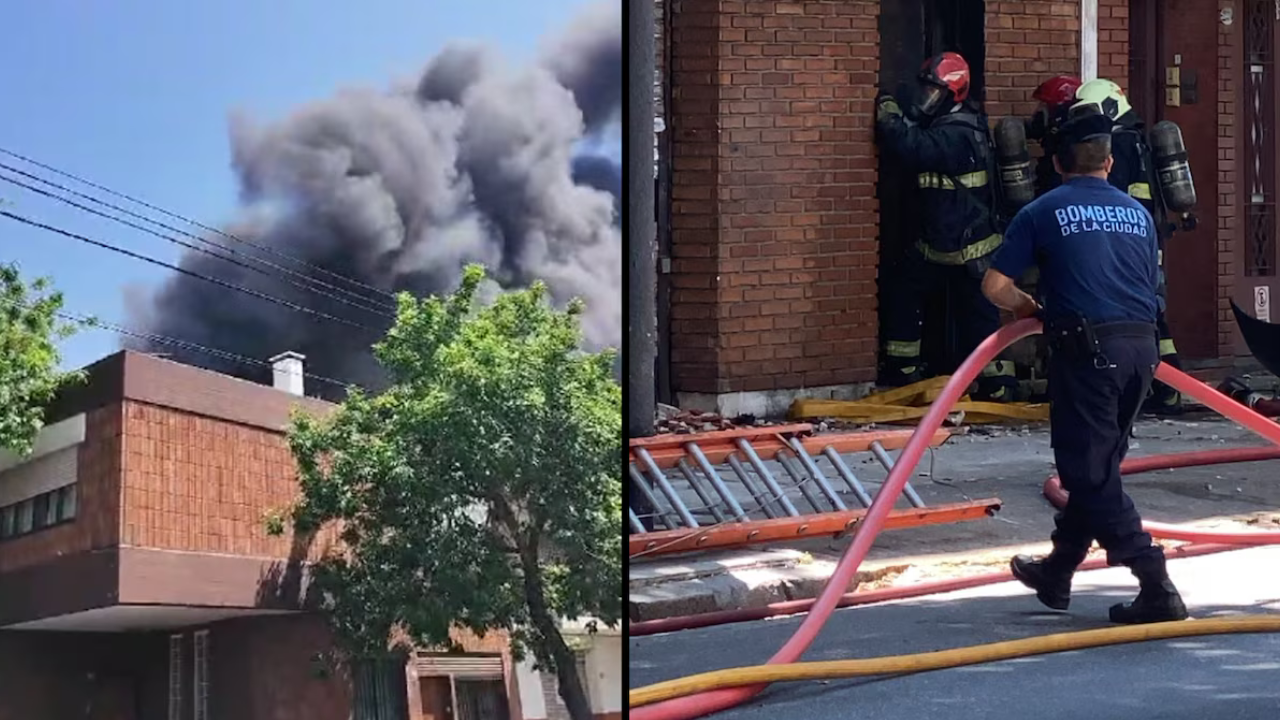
[669, 0, 881, 397]
[119, 401, 338, 560]
[0, 406, 122, 573]
[984, 1, 1080, 121]
[1217, 0, 1239, 354]
[1097, 0, 1130, 90]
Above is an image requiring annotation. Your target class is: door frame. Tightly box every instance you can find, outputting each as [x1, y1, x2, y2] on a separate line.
[1232, 0, 1280, 356]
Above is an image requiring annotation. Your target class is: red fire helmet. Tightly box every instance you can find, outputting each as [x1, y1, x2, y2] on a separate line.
[1033, 75, 1083, 111]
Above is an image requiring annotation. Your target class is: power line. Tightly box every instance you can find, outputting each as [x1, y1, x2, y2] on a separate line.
[0, 169, 396, 319]
[0, 294, 360, 391]
[0, 209, 383, 333]
[67, 310, 359, 391]
[0, 145, 398, 302]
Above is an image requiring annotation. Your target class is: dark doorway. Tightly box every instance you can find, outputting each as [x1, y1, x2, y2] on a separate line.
[876, 0, 987, 378]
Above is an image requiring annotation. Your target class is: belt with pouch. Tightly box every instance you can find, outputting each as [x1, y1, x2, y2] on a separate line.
[1045, 317, 1156, 368]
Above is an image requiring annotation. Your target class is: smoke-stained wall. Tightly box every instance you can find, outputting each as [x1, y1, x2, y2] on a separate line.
[128, 2, 621, 397]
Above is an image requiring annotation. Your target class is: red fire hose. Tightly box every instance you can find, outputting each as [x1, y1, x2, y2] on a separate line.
[627, 541, 1240, 636]
[631, 319, 1280, 720]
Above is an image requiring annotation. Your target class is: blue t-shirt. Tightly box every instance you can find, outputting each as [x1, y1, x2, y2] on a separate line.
[990, 176, 1159, 325]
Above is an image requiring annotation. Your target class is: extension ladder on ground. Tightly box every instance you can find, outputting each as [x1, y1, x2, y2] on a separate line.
[628, 424, 1002, 559]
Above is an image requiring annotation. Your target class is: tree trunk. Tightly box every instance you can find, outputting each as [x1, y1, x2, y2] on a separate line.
[520, 545, 594, 720]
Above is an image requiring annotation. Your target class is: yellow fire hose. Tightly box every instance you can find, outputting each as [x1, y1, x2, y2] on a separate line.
[789, 376, 1051, 424]
[629, 615, 1280, 708]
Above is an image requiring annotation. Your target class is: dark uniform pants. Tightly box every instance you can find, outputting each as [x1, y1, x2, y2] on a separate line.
[882, 247, 1001, 373]
[1048, 331, 1162, 567]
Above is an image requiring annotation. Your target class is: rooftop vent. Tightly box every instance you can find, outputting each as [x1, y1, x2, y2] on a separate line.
[269, 351, 305, 396]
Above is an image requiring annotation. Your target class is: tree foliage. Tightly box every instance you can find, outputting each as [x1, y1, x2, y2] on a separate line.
[0, 263, 83, 456]
[283, 265, 621, 719]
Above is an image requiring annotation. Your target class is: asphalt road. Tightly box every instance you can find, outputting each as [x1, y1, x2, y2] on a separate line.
[630, 546, 1280, 719]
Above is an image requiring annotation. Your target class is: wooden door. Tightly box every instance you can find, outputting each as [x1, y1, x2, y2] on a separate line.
[1129, 0, 1221, 359]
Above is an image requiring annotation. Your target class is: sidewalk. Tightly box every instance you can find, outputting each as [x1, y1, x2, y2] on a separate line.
[629, 416, 1280, 622]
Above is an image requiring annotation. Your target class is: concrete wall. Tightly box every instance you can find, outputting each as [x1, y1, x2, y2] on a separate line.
[584, 635, 622, 718]
[517, 632, 622, 720]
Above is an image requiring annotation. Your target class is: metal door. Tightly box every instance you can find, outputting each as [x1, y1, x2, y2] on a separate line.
[454, 680, 510, 720]
[1231, 0, 1280, 352]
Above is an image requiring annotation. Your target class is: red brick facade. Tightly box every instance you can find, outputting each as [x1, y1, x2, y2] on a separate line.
[662, 0, 1258, 409]
[119, 400, 338, 559]
[668, 0, 882, 399]
[985, 2, 1082, 120]
[0, 351, 538, 719]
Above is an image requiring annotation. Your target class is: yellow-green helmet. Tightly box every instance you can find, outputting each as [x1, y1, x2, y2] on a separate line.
[1073, 78, 1132, 121]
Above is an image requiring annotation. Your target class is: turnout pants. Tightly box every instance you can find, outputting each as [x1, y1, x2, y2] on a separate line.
[881, 247, 1004, 381]
[1149, 256, 1184, 407]
[1048, 327, 1162, 567]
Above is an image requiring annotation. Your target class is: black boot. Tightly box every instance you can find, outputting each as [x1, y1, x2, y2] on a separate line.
[1011, 551, 1082, 611]
[1109, 553, 1189, 624]
[877, 360, 924, 389]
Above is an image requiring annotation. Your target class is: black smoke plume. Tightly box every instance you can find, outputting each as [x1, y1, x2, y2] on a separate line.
[128, 3, 621, 398]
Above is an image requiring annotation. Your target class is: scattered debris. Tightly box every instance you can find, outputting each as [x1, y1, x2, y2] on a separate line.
[651, 407, 788, 435]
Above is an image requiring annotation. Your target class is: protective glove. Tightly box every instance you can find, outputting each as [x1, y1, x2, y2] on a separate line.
[875, 92, 902, 126]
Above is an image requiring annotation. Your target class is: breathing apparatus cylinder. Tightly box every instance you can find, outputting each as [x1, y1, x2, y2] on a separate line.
[1150, 120, 1197, 213]
[993, 116, 1036, 210]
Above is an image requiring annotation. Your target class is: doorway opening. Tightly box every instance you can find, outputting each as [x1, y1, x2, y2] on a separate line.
[876, 0, 987, 378]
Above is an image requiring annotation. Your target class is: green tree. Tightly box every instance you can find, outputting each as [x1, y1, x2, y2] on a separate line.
[283, 265, 621, 720]
[0, 262, 84, 456]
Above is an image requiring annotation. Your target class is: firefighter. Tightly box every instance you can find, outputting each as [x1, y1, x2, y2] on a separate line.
[1073, 78, 1185, 414]
[1026, 75, 1082, 196]
[982, 111, 1188, 624]
[874, 52, 1017, 401]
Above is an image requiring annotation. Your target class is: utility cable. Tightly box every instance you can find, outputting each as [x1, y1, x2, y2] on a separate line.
[0, 145, 397, 302]
[0, 171, 396, 318]
[0, 209, 382, 333]
[0, 294, 360, 391]
[63, 309, 358, 391]
[0, 161, 397, 312]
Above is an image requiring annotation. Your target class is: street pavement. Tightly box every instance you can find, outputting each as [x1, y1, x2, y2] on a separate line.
[630, 546, 1280, 719]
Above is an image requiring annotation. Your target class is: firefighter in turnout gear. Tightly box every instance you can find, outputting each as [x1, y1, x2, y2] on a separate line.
[1026, 75, 1082, 196]
[875, 52, 1017, 401]
[1073, 78, 1185, 414]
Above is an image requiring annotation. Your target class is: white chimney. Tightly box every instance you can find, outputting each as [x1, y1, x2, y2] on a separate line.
[269, 351, 306, 396]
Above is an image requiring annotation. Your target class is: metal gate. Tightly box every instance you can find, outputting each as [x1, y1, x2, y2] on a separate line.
[1244, 0, 1277, 277]
[352, 656, 410, 720]
[415, 654, 510, 720]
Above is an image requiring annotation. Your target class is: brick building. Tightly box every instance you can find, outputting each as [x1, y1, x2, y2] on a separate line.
[655, 0, 1278, 416]
[0, 351, 620, 720]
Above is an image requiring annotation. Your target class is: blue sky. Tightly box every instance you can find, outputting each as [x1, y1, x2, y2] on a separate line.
[0, 0, 604, 370]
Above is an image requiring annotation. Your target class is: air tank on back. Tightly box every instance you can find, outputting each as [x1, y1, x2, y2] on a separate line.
[993, 116, 1036, 210]
[1150, 120, 1197, 213]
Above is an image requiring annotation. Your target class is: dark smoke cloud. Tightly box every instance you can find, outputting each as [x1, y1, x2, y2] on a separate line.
[128, 4, 621, 398]
[541, 1, 622, 135]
